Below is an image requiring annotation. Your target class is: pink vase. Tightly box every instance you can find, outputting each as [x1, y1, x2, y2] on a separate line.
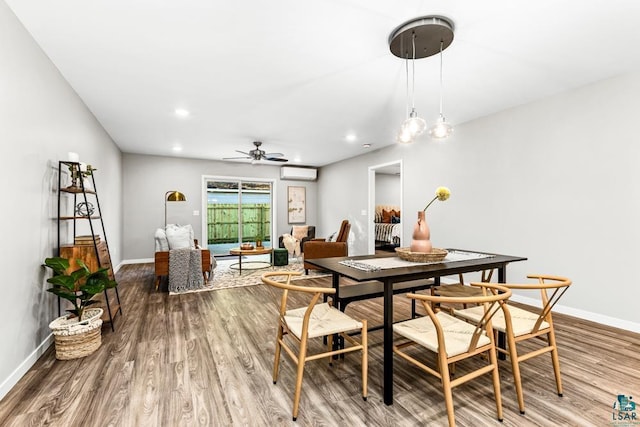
[410, 211, 432, 253]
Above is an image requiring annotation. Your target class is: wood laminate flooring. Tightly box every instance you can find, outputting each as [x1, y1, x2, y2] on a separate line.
[0, 263, 638, 426]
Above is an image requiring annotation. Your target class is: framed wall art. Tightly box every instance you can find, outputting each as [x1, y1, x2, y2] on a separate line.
[287, 186, 306, 224]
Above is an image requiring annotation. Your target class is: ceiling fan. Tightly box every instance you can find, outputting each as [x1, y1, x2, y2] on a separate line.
[224, 141, 288, 163]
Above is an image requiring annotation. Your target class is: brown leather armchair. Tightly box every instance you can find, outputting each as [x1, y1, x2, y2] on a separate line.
[303, 220, 350, 274]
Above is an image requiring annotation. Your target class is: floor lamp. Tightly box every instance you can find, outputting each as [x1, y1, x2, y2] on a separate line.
[165, 190, 186, 227]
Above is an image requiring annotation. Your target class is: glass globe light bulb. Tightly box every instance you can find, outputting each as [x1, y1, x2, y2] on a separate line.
[397, 127, 414, 144]
[428, 114, 454, 139]
[402, 109, 426, 137]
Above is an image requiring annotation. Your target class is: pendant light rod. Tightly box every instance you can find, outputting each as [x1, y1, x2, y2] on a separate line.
[411, 32, 416, 109]
[405, 53, 409, 119]
[438, 40, 444, 115]
[429, 37, 454, 139]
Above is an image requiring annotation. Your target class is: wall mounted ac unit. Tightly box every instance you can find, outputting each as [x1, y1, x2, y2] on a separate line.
[280, 166, 317, 181]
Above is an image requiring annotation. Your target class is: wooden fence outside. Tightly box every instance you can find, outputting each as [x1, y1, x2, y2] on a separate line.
[207, 203, 271, 244]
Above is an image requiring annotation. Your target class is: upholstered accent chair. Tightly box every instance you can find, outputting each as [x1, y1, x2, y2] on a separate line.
[153, 224, 215, 290]
[278, 225, 316, 253]
[303, 220, 350, 274]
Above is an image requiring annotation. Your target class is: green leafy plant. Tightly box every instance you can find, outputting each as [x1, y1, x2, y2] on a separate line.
[44, 257, 118, 320]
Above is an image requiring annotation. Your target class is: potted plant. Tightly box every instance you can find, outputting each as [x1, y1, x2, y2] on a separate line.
[44, 256, 118, 360]
[255, 232, 264, 248]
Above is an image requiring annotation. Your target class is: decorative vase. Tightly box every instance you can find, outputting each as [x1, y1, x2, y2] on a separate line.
[410, 211, 432, 253]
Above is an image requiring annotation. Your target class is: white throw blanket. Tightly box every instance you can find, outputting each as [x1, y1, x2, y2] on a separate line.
[168, 248, 204, 293]
[282, 233, 301, 257]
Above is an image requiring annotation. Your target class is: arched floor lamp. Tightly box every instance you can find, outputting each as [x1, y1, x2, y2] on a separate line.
[165, 190, 186, 227]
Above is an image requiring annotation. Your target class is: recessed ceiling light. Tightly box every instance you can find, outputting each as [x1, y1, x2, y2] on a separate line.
[346, 133, 357, 142]
[293, 157, 302, 163]
[362, 143, 372, 148]
[174, 108, 190, 117]
[172, 145, 183, 152]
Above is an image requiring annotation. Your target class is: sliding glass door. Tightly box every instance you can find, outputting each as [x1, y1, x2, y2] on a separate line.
[205, 179, 273, 256]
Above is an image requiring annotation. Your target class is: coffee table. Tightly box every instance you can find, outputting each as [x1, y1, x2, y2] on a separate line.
[229, 247, 273, 274]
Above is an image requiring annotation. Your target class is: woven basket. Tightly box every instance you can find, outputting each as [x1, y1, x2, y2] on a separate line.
[395, 247, 448, 263]
[49, 308, 103, 360]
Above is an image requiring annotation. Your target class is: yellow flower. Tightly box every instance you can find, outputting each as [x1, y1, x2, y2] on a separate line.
[424, 186, 451, 211]
[435, 186, 450, 201]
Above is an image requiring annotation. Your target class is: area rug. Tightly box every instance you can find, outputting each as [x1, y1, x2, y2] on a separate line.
[168, 257, 329, 295]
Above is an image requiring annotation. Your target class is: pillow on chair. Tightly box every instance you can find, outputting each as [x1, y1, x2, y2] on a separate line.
[155, 228, 170, 252]
[165, 224, 195, 250]
[292, 225, 309, 241]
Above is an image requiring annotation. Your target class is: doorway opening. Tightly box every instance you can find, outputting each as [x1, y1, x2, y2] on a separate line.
[203, 177, 275, 256]
[367, 160, 403, 255]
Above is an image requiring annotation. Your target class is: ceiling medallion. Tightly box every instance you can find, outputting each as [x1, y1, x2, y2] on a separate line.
[389, 16, 454, 60]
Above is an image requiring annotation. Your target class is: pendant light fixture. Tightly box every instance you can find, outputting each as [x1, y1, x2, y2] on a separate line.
[401, 32, 426, 139]
[397, 54, 414, 144]
[389, 16, 454, 143]
[428, 40, 454, 139]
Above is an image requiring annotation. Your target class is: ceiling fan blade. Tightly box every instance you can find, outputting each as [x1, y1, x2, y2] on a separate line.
[223, 156, 251, 160]
[264, 156, 288, 162]
[235, 150, 250, 155]
[264, 152, 284, 158]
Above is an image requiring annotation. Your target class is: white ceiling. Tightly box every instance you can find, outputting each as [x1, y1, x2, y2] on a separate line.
[7, 1, 640, 166]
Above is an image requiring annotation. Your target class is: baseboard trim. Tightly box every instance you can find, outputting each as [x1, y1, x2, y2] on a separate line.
[510, 294, 640, 334]
[0, 333, 53, 400]
[120, 258, 153, 265]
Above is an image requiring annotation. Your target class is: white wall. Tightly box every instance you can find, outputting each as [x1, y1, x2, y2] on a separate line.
[121, 153, 318, 260]
[0, 2, 122, 399]
[375, 173, 401, 207]
[318, 73, 640, 332]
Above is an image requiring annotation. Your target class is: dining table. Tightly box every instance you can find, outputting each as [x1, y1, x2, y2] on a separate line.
[304, 249, 527, 405]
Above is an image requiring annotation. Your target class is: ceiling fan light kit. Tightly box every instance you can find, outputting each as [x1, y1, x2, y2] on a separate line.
[389, 16, 455, 143]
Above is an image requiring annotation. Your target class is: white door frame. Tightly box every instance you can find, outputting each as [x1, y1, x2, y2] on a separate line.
[367, 160, 403, 255]
[201, 175, 277, 251]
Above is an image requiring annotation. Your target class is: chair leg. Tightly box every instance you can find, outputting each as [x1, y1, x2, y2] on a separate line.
[292, 338, 308, 421]
[547, 330, 564, 396]
[439, 359, 456, 427]
[361, 320, 368, 401]
[507, 334, 526, 414]
[273, 325, 283, 384]
[488, 346, 504, 422]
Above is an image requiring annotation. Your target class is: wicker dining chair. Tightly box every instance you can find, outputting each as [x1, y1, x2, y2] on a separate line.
[261, 271, 368, 421]
[432, 269, 495, 310]
[453, 274, 572, 415]
[393, 283, 512, 427]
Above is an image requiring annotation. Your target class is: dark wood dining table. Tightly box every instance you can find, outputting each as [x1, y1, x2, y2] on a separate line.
[304, 249, 527, 405]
